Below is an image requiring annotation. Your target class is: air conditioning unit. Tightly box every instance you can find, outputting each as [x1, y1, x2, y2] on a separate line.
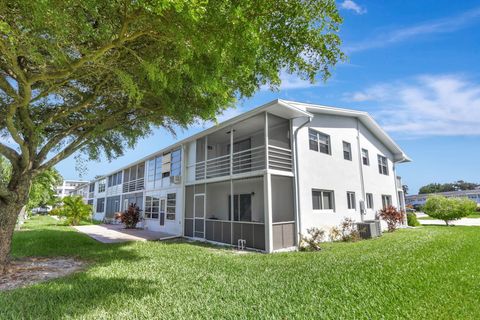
[356, 220, 382, 239]
[365, 220, 382, 235]
[170, 175, 181, 184]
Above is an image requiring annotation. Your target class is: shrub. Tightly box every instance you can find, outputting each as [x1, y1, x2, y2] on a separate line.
[299, 228, 325, 251]
[406, 212, 420, 227]
[115, 203, 142, 229]
[379, 206, 404, 232]
[50, 196, 92, 226]
[328, 226, 342, 242]
[423, 195, 477, 226]
[339, 217, 361, 242]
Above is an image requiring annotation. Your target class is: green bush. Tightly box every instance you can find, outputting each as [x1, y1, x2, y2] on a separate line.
[423, 195, 477, 226]
[50, 196, 92, 226]
[406, 212, 420, 227]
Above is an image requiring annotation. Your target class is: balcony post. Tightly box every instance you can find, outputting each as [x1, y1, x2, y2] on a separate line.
[204, 135, 208, 180]
[264, 172, 273, 252]
[265, 112, 269, 171]
[230, 127, 233, 176]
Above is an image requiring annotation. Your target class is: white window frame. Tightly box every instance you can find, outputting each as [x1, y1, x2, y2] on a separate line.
[144, 195, 160, 219]
[347, 191, 356, 210]
[98, 179, 106, 193]
[312, 189, 335, 211]
[378, 155, 389, 175]
[343, 141, 352, 161]
[366, 193, 373, 209]
[166, 193, 176, 220]
[362, 149, 369, 166]
[381, 195, 392, 208]
[309, 129, 331, 155]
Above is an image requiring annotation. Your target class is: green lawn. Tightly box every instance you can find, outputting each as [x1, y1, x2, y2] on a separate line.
[2, 216, 480, 319]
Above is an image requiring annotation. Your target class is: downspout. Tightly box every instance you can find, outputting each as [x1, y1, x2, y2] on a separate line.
[293, 116, 312, 245]
[392, 160, 406, 226]
[356, 119, 366, 222]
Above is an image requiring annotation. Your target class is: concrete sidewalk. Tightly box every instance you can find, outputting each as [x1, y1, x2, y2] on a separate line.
[419, 218, 480, 226]
[73, 224, 178, 243]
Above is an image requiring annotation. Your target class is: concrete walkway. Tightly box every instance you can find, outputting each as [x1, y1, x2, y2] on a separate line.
[414, 212, 480, 226]
[419, 218, 480, 226]
[73, 224, 178, 243]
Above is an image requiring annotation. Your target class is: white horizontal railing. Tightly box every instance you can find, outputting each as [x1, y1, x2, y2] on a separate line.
[268, 145, 292, 172]
[193, 144, 292, 180]
[233, 146, 266, 174]
[122, 177, 145, 193]
[206, 154, 231, 178]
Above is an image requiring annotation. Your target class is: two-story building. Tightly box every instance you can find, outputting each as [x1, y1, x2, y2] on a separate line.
[75, 99, 410, 252]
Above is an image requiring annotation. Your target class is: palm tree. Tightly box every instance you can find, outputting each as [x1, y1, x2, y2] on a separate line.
[51, 196, 92, 226]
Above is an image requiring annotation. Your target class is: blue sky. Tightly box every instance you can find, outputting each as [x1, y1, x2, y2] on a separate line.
[56, 0, 480, 194]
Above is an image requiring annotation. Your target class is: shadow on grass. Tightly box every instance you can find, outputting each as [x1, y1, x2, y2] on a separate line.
[11, 226, 145, 264]
[0, 274, 159, 319]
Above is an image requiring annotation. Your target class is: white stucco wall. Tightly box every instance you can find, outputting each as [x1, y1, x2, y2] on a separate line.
[294, 113, 400, 233]
[143, 185, 184, 235]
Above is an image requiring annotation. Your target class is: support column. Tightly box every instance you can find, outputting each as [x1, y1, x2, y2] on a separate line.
[265, 112, 269, 170]
[264, 172, 273, 252]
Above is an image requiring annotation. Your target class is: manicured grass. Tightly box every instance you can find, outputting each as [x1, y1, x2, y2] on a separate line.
[2, 216, 480, 319]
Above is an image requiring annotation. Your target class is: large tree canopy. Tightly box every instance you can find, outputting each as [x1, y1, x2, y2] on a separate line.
[0, 0, 343, 175]
[0, 0, 344, 272]
[419, 181, 480, 194]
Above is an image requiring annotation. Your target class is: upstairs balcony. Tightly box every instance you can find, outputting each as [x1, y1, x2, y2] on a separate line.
[123, 177, 145, 193]
[194, 145, 292, 180]
[188, 112, 293, 182]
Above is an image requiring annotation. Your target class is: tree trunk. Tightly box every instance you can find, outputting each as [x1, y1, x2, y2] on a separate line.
[0, 175, 32, 275]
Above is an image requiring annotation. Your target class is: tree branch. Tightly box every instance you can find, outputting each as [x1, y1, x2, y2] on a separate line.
[0, 76, 18, 100]
[36, 134, 92, 171]
[27, 17, 148, 85]
[0, 186, 15, 201]
[0, 142, 20, 166]
[35, 120, 91, 164]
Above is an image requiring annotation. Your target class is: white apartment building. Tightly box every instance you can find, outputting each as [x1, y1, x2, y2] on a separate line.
[56, 180, 87, 198]
[75, 100, 410, 252]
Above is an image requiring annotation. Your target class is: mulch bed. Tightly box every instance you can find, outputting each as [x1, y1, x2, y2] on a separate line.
[0, 257, 87, 291]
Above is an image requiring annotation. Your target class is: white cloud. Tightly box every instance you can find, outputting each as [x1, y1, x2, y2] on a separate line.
[345, 7, 480, 52]
[345, 74, 480, 136]
[261, 71, 318, 91]
[279, 72, 317, 90]
[341, 1, 367, 15]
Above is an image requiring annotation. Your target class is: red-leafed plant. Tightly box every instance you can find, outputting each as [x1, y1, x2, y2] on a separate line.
[115, 203, 142, 229]
[379, 206, 404, 232]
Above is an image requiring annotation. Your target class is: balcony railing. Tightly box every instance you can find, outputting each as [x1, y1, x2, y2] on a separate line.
[194, 145, 292, 180]
[268, 145, 293, 172]
[122, 177, 145, 193]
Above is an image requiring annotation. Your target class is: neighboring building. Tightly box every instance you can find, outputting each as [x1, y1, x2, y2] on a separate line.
[78, 99, 410, 252]
[56, 180, 87, 198]
[406, 189, 480, 208]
